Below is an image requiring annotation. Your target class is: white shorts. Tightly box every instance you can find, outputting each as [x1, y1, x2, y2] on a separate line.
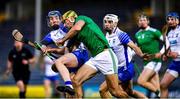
[166, 69, 179, 78]
[85, 49, 118, 75]
[144, 61, 162, 73]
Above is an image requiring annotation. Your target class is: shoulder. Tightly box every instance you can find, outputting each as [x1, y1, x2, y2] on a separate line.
[76, 15, 92, 22]
[116, 28, 129, 37]
[148, 27, 160, 33]
[9, 48, 15, 55]
[22, 47, 31, 52]
[135, 29, 142, 35]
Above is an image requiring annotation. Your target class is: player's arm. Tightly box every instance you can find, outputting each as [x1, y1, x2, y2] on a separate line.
[127, 41, 144, 58]
[23, 49, 36, 65]
[27, 57, 36, 64]
[5, 60, 12, 76]
[45, 47, 66, 55]
[60, 20, 85, 43]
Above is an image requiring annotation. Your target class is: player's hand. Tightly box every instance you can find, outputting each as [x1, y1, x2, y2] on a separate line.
[154, 53, 162, 59]
[162, 54, 168, 61]
[167, 51, 178, 59]
[56, 39, 64, 47]
[22, 59, 29, 65]
[142, 53, 155, 61]
[41, 45, 47, 54]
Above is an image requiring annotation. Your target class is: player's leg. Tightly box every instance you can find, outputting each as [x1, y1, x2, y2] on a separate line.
[16, 80, 26, 98]
[137, 68, 157, 91]
[72, 63, 97, 98]
[97, 49, 128, 97]
[54, 53, 78, 94]
[123, 80, 147, 98]
[137, 62, 161, 92]
[160, 72, 175, 98]
[105, 74, 128, 97]
[160, 61, 180, 98]
[52, 76, 62, 97]
[44, 77, 52, 97]
[149, 72, 161, 97]
[99, 81, 112, 98]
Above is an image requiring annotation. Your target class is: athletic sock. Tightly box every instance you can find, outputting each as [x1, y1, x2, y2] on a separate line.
[19, 91, 26, 98]
[155, 90, 160, 97]
[65, 81, 73, 89]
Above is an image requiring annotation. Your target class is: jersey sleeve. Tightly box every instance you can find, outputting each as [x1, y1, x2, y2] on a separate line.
[40, 33, 54, 45]
[8, 50, 13, 62]
[24, 48, 34, 59]
[118, 32, 132, 44]
[154, 29, 162, 40]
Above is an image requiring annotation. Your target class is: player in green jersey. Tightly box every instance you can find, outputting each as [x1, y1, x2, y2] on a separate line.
[135, 13, 169, 97]
[56, 10, 128, 98]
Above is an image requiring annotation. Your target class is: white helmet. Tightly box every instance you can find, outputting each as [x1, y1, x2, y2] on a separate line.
[103, 14, 119, 23]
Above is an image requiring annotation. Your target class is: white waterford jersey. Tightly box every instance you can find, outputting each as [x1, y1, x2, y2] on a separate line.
[49, 28, 67, 47]
[168, 25, 180, 61]
[44, 56, 58, 76]
[106, 28, 133, 67]
[41, 23, 68, 48]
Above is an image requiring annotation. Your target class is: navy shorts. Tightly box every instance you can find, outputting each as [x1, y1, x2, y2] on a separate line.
[68, 49, 89, 73]
[118, 62, 135, 83]
[167, 60, 180, 77]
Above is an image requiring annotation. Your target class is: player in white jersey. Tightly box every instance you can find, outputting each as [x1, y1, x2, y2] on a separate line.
[99, 14, 147, 98]
[160, 12, 180, 98]
[42, 56, 60, 98]
[41, 10, 89, 95]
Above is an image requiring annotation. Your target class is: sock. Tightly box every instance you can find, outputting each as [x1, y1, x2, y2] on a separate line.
[65, 81, 73, 89]
[155, 90, 160, 97]
[19, 91, 25, 98]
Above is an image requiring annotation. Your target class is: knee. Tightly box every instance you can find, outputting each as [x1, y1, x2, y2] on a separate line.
[55, 58, 63, 65]
[160, 81, 168, 89]
[137, 77, 145, 86]
[72, 76, 81, 87]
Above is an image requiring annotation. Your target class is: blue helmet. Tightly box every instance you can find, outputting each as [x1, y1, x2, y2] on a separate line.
[47, 10, 61, 18]
[166, 12, 179, 19]
[47, 10, 61, 28]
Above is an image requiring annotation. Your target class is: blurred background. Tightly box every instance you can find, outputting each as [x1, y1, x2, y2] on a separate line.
[0, 0, 180, 98]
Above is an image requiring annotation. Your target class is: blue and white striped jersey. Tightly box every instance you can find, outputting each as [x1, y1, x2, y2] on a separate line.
[168, 25, 180, 61]
[106, 28, 133, 67]
[41, 23, 68, 47]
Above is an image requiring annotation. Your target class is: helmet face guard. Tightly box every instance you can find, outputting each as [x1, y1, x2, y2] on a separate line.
[103, 14, 119, 27]
[47, 10, 61, 27]
[103, 14, 119, 32]
[103, 14, 119, 24]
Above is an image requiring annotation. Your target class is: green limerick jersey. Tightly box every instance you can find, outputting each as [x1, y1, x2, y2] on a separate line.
[74, 15, 109, 57]
[135, 27, 161, 64]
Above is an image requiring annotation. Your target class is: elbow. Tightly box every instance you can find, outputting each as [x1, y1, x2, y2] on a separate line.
[73, 25, 82, 31]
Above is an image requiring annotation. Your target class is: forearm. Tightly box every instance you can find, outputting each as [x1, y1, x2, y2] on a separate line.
[47, 47, 65, 54]
[62, 27, 78, 43]
[28, 57, 36, 64]
[6, 60, 12, 75]
[128, 41, 144, 57]
[133, 46, 144, 57]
